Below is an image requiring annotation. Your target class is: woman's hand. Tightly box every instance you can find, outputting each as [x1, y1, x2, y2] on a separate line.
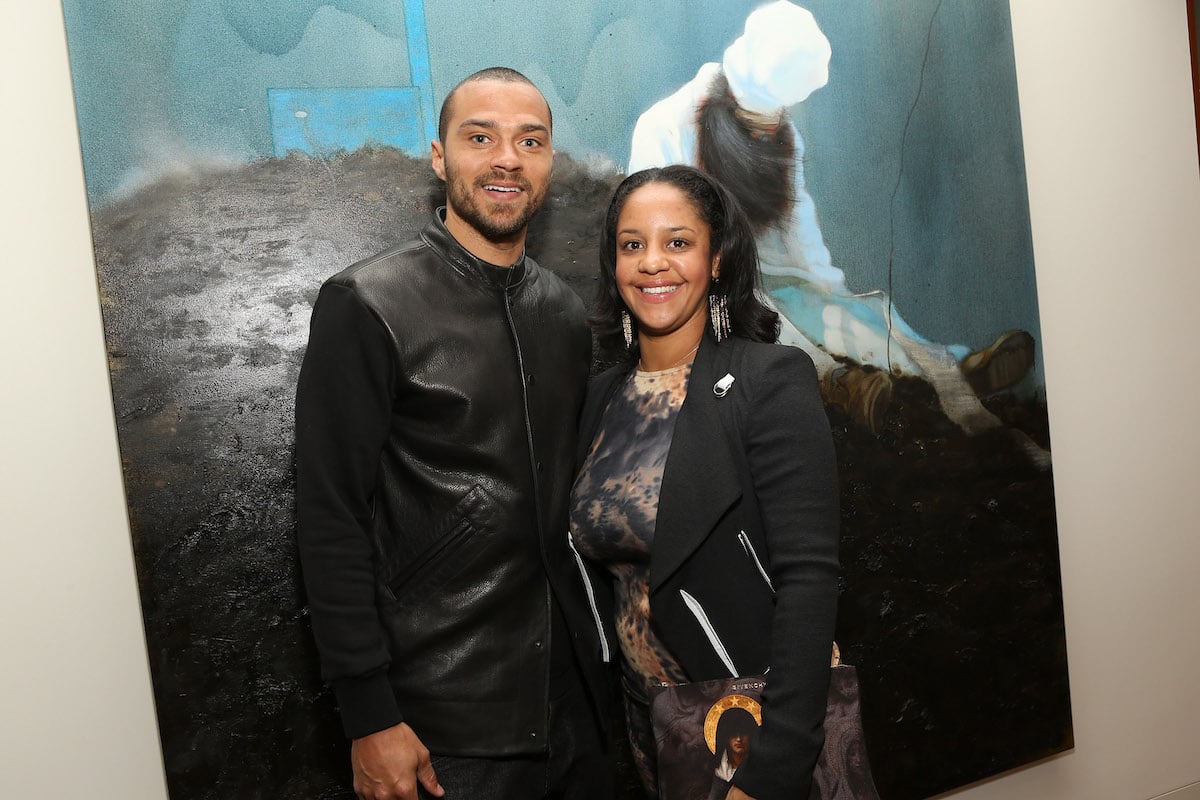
[725, 788, 758, 800]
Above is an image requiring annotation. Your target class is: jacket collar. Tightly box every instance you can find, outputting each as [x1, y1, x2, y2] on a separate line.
[420, 207, 531, 292]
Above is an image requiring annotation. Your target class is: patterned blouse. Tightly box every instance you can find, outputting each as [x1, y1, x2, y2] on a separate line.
[569, 364, 694, 695]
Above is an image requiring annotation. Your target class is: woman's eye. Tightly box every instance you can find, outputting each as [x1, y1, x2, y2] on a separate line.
[620, 241, 643, 251]
[668, 238, 689, 249]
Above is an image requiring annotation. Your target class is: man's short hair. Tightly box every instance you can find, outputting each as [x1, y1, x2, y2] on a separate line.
[437, 67, 552, 142]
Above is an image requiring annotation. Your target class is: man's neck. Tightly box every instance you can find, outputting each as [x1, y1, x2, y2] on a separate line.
[442, 210, 525, 267]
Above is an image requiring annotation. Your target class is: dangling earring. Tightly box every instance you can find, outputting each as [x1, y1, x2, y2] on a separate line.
[709, 280, 731, 342]
[621, 310, 634, 349]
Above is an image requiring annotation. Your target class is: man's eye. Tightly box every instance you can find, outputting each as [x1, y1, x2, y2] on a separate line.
[520, 138, 540, 147]
[470, 134, 489, 144]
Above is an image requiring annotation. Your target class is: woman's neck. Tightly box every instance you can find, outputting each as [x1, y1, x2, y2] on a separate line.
[637, 333, 703, 372]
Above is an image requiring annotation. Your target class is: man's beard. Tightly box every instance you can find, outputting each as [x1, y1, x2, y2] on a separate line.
[444, 164, 548, 242]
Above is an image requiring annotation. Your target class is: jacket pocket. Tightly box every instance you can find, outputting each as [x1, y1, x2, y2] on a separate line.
[383, 485, 492, 607]
[679, 589, 739, 678]
[737, 530, 775, 595]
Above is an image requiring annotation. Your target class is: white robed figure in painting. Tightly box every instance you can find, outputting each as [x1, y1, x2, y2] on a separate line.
[628, 0, 1038, 442]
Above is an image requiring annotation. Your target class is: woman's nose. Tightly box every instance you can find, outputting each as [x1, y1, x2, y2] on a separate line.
[640, 250, 668, 273]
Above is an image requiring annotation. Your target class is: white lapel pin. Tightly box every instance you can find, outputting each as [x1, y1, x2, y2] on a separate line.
[713, 373, 735, 397]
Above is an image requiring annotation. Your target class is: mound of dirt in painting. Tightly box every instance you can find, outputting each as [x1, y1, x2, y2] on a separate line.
[90, 147, 1069, 800]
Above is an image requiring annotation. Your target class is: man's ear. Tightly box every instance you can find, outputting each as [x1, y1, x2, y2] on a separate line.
[430, 140, 446, 181]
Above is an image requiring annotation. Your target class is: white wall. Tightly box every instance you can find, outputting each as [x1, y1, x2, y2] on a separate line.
[946, 2, 1200, 799]
[0, 3, 169, 799]
[2, 1, 1197, 799]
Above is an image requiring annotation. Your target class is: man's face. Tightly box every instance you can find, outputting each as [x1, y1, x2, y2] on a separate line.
[432, 80, 553, 250]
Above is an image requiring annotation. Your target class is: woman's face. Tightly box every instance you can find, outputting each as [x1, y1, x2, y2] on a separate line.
[614, 182, 719, 346]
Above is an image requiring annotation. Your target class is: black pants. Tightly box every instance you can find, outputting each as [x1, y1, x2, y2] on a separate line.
[418, 666, 613, 800]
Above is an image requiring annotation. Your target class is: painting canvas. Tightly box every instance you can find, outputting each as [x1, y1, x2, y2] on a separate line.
[59, 1, 1072, 798]
[1191, 0, 1200, 157]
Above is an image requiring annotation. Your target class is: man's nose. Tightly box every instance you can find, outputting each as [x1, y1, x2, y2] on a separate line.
[492, 139, 521, 171]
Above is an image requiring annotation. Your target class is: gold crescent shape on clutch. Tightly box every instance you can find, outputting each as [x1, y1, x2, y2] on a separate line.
[703, 694, 763, 754]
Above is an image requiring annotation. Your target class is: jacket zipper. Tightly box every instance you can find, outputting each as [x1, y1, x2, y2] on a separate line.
[679, 589, 739, 677]
[737, 530, 775, 594]
[567, 534, 612, 663]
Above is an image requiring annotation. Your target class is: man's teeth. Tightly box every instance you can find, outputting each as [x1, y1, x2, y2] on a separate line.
[642, 285, 678, 295]
[485, 185, 520, 193]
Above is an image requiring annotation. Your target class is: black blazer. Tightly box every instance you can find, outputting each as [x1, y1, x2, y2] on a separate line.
[576, 334, 840, 800]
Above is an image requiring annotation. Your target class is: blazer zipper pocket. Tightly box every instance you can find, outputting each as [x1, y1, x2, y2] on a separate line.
[567, 533, 611, 663]
[679, 589, 739, 678]
[737, 530, 775, 594]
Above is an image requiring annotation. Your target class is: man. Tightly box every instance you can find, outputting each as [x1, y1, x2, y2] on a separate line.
[295, 67, 611, 800]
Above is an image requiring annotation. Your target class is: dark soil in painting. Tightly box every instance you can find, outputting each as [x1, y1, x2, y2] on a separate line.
[90, 148, 1070, 800]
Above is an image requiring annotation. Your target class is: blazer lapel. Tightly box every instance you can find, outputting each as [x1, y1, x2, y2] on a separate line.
[651, 336, 741, 592]
[575, 365, 628, 469]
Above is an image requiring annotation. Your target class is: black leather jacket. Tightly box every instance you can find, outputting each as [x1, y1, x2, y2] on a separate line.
[295, 210, 604, 755]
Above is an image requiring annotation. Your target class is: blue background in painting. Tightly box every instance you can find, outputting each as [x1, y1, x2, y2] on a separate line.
[60, 0, 1039, 365]
[267, 87, 425, 157]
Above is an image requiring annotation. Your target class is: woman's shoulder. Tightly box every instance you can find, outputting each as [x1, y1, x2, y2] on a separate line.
[720, 339, 824, 421]
[726, 337, 817, 375]
[589, 361, 632, 388]
[582, 361, 633, 415]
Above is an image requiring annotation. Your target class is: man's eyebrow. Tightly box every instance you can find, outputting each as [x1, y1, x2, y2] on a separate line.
[457, 119, 550, 135]
[458, 118, 497, 131]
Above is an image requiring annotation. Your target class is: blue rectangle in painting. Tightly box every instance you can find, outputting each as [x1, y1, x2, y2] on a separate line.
[268, 87, 425, 158]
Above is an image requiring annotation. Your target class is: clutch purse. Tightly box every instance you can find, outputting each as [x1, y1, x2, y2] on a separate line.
[648, 645, 880, 800]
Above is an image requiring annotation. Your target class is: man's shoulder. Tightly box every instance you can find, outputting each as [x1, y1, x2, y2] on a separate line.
[325, 237, 429, 291]
[525, 257, 586, 315]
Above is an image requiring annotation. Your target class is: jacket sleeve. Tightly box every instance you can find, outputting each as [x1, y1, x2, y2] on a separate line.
[731, 346, 840, 800]
[294, 281, 402, 739]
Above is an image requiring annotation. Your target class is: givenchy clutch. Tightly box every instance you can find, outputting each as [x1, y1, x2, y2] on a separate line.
[648, 646, 880, 800]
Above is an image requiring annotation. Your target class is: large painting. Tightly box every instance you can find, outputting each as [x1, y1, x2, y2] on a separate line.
[60, 1, 1071, 798]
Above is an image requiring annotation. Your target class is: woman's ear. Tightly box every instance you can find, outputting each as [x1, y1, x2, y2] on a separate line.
[711, 255, 721, 280]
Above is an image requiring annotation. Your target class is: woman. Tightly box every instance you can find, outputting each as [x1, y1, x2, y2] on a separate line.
[569, 165, 839, 800]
